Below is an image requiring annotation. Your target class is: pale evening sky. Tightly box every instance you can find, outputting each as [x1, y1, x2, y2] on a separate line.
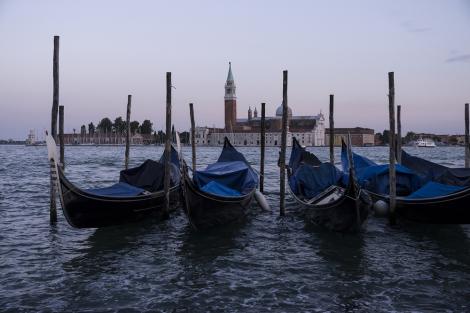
[1, 0, 470, 140]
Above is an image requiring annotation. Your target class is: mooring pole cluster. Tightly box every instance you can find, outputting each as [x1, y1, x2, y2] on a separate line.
[46, 34, 470, 229]
[59, 105, 65, 169]
[260, 103, 266, 193]
[189, 103, 196, 171]
[279, 70, 288, 216]
[396, 105, 402, 164]
[329, 94, 335, 165]
[163, 72, 172, 217]
[465, 103, 469, 168]
[49, 35, 60, 224]
[125, 95, 132, 170]
[388, 72, 397, 225]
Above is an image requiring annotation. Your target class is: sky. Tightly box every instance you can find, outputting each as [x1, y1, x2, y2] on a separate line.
[1, 0, 470, 140]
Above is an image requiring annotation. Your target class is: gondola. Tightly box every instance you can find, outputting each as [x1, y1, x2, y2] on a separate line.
[341, 143, 470, 224]
[287, 137, 371, 232]
[181, 137, 259, 230]
[46, 134, 181, 228]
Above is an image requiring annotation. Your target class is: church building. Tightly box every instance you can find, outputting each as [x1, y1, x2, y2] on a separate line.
[193, 63, 325, 147]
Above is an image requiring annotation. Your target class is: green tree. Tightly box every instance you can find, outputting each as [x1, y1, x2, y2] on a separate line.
[157, 130, 165, 144]
[97, 117, 113, 133]
[140, 120, 153, 134]
[130, 121, 140, 135]
[88, 122, 95, 135]
[113, 116, 126, 133]
[80, 125, 86, 135]
[382, 130, 390, 144]
[180, 131, 190, 144]
[404, 131, 416, 144]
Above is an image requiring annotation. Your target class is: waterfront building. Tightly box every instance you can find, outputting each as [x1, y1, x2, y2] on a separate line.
[193, 63, 326, 147]
[324, 127, 375, 146]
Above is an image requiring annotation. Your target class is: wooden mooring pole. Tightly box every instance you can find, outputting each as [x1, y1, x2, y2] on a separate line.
[465, 103, 469, 168]
[329, 94, 335, 164]
[59, 105, 64, 169]
[163, 72, 172, 216]
[280, 70, 288, 216]
[397, 105, 402, 164]
[50, 35, 60, 224]
[125, 95, 132, 169]
[388, 72, 397, 225]
[260, 103, 266, 193]
[189, 103, 196, 170]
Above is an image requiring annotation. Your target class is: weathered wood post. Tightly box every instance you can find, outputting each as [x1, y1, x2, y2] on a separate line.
[388, 72, 397, 225]
[280, 70, 288, 216]
[59, 105, 64, 169]
[163, 72, 172, 216]
[260, 103, 266, 193]
[329, 94, 335, 164]
[397, 105, 402, 164]
[49, 35, 60, 224]
[189, 103, 196, 170]
[347, 133, 361, 229]
[465, 103, 469, 168]
[125, 95, 132, 169]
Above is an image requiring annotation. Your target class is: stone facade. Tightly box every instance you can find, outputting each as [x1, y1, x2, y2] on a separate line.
[324, 127, 375, 146]
[192, 63, 326, 147]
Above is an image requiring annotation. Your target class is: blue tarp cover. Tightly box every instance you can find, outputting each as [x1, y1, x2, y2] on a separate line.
[341, 145, 421, 195]
[406, 181, 464, 199]
[290, 163, 342, 198]
[86, 182, 145, 197]
[402, 150, 470, 187]
[200, 181, 242, 196]
[194, 161, 257, 196]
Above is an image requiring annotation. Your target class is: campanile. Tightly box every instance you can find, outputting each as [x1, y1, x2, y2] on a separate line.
[224, 62, 237, 131]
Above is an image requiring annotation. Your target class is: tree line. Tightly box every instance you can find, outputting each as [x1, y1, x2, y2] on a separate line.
[76, 117, 190, 144]
[78, 117, 154, 136]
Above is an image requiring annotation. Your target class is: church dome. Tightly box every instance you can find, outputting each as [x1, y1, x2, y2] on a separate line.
[276, 105, 292, 117]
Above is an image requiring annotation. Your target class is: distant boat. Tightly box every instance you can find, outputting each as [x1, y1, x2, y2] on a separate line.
[415, 137, 436, 148]
[25, 129, 44, 146]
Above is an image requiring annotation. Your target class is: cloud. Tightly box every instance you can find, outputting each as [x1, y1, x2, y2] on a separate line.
[446, 54, 470, 63]
[401, 21, 432, 33]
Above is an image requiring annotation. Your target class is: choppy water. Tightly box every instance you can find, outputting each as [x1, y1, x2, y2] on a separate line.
[1, 145, 469, 312]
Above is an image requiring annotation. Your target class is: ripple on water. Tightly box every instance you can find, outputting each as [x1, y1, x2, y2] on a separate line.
[0, 145, 469, 312]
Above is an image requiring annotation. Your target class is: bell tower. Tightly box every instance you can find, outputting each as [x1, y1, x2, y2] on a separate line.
[224, 62, 237, 131]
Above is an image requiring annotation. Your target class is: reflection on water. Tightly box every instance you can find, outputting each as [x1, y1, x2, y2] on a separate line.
[0, 145, 469, 312]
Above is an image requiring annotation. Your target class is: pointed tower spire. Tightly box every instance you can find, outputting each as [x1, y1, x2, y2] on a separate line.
[225, 62, 236, 100]
[224, 62, 237, 131]
[227, 61, 234, 82]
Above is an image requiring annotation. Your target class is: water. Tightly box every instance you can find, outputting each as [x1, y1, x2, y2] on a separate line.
[1, 145, 469, 312]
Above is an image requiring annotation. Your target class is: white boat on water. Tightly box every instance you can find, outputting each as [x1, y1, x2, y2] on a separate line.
[25, 129, 45, 146]
[415, 137, 436, 148]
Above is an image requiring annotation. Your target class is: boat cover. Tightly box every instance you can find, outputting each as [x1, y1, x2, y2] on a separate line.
[402, 150, 470, 187]
[86, 182, 145, 197]
[288, 137, 342, 198]
[200, 180, 242, 196]
[193, 138, 258, 196]
[406, 181, 464, 199]
[288, 138, 322, 172]
[119, 147, 180, 192]
[290, 163, 342, 198]
[194, 161, 257, 195]
[341, 145, 421, 195]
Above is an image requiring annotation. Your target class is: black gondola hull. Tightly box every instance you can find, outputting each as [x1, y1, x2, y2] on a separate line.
[181, 170, 255, 230]
[370, 191, 470, 224]
[58, 168, 180, 228]
[290, 187, 371, 232]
